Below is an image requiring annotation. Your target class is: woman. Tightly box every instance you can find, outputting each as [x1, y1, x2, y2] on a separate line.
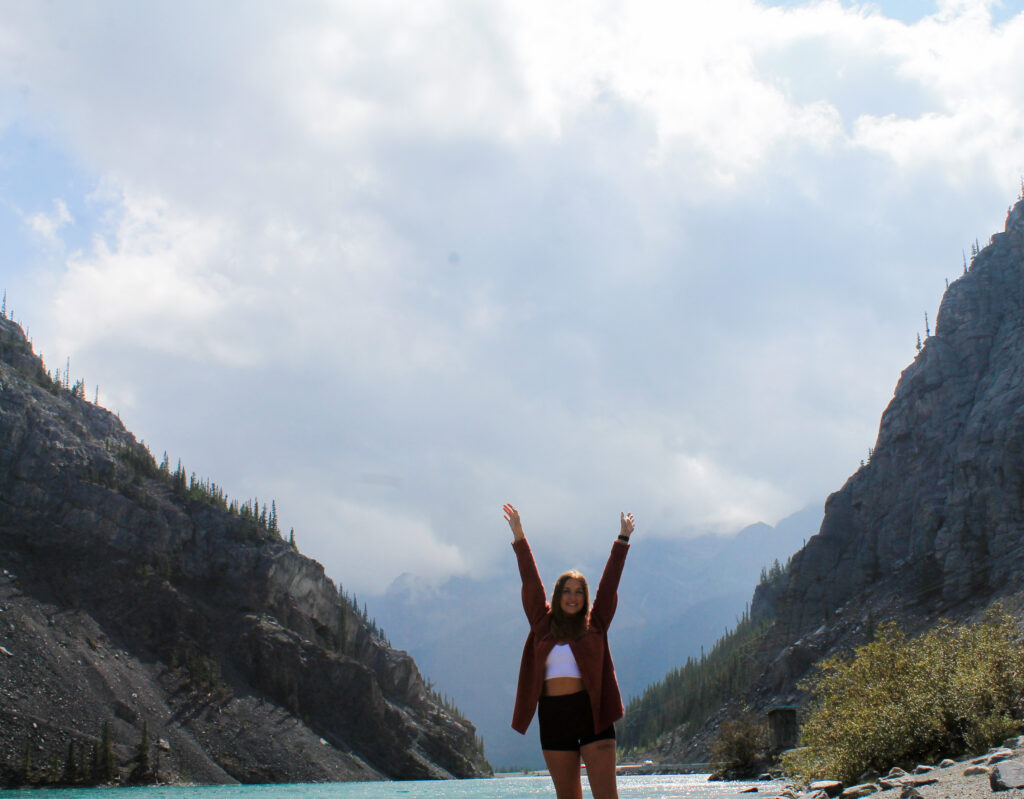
[504, 503, 635, 799]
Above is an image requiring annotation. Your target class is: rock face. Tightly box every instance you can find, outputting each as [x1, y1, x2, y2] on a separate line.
[0, 316, 491, 786]
[754, 198, 1024, 651]
[638, 199, 1024, 767]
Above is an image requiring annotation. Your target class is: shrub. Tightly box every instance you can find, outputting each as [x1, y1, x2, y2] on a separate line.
[782, 609, 1024, 784]
[710, 712, 769, 778]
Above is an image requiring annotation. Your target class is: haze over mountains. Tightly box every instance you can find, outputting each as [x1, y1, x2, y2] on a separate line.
[374, 505, 820, 769]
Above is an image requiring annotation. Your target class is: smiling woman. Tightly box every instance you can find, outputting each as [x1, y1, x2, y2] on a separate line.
[503, 503, 635, 799]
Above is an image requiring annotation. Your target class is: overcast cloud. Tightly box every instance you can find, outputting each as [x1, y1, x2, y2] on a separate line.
[2, 0, 1023, 594]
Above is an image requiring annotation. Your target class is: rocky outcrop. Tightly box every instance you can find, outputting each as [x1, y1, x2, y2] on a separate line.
[755, 198, 1024, 652]
[0, 315, 491, 786]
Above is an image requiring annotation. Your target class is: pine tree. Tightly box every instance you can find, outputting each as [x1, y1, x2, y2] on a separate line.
[129, 720, 152, 784]
[21, 738, 32, 784]
[62, 740, 77, 783]
[269, 501, 280, 536]
[100, 721, 115, 783]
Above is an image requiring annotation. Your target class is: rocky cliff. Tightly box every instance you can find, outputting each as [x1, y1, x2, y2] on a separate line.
[635, 196, 1024, 765]
[755, 198, 1024, 662]
[0, 316, 491, 786]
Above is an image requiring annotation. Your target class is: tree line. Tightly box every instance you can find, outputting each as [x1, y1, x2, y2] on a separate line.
[16, 719, 159, 788]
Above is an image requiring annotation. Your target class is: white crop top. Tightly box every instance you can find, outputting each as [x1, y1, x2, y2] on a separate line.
[545, 643, 583, 680]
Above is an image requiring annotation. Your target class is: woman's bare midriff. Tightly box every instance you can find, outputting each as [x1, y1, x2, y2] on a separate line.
[544, 676, 585, 696]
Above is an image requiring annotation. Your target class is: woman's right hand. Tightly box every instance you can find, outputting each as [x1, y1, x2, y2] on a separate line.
[503, 503, 525, 541]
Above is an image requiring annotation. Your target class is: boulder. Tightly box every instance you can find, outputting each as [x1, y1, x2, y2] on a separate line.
[990, 760, 1024, 791]
[840, 783, 879, 799]
[809, 780, 843, 797]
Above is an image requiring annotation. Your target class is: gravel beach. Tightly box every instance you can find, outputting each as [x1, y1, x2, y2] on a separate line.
[768, 739, 1024, 799]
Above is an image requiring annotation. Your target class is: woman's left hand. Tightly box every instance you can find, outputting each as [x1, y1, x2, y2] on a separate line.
[620, 511, 635, 538]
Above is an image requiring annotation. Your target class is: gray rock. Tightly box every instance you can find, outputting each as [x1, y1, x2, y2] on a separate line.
[990, 759, 1024, 791]
[963, 765, 989, 776]
[887, 767, 908, 778]
[938, 759, 955, 768]
[912, 764, 933, 774]
[988, 748, 1016, 765]
[809, 780, 843, 797]
[840, 784, 879, 799]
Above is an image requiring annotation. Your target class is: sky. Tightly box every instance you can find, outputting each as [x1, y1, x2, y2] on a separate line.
[1, 0, 1023, 597]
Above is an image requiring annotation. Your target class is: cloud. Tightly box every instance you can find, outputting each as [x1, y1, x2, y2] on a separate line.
[25, 198, 72, 244]
[2, 0, 1023, 595]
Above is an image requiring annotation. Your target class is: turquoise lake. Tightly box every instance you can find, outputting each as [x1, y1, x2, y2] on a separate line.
[0, 774, 774, 799]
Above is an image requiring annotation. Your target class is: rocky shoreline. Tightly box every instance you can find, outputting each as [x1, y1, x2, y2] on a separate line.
[759, 737, 1024, 799]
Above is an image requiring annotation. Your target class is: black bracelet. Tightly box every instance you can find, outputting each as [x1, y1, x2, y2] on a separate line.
[617, 534, 631, 543]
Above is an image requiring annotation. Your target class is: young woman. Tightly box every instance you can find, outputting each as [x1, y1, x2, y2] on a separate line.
[503, 503, 635, 799]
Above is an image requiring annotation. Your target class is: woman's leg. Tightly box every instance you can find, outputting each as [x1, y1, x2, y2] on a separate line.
[580, 739, 618, 799]
[543, 749, 583, 799]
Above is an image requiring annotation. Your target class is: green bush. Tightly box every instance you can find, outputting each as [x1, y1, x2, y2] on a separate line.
[782, 609, 1024, 784]
[710, 712, 769, 778]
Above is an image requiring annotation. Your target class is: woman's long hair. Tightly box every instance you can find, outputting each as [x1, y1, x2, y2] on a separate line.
[550, 569, 590, 642]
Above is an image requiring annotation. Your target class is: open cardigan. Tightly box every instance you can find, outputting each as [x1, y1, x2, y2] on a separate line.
[510, 536, 629, 735]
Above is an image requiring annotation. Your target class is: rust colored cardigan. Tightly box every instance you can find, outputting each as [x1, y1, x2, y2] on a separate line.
[510, 536, 629, 735]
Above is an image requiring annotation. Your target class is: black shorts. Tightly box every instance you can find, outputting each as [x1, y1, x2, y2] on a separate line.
[537, 690, 616, 752]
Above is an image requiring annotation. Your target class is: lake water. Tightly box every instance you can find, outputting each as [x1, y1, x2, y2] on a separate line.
[0, 774, 776, 799]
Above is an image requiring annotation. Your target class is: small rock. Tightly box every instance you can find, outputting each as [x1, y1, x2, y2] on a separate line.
[991, 760, 1024, 791]
[0, 645, 12, 657]
[1003, 736, 1024, 749]
[989, 749, 1015, 765]
[963, 765, 989, 776]
[840, 784, 879, 799]
[898, 788, 922, 799]
[739, 788, 758, 793]
[938, 759, 955, 768]
[809, 780, 843, 797]
[912, 764, 933, 774]
[877, 779, 903, 790]
[809, 790, 830, 799]
[887, 767, 908, 778]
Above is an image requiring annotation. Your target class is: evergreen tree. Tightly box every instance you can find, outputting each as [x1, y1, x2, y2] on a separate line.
[129, 720, 152, 784]
[269, 500, 279, 535]
[101, 721, 116, 783]
[62, 740, 77, 783]
[21, 738, 32, 784]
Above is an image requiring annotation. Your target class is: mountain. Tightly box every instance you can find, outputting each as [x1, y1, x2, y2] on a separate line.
[372, 506, 819, 770]
[634, 196, 1024, 764]
[755, 195, 1024, 679]
[0, 315, 491, 787]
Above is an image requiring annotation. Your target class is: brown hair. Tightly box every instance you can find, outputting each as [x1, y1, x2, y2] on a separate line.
[550, 569, 590, 642]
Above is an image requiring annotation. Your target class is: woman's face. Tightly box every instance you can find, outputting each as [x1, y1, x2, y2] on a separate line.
[559, 578, 586, 616]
